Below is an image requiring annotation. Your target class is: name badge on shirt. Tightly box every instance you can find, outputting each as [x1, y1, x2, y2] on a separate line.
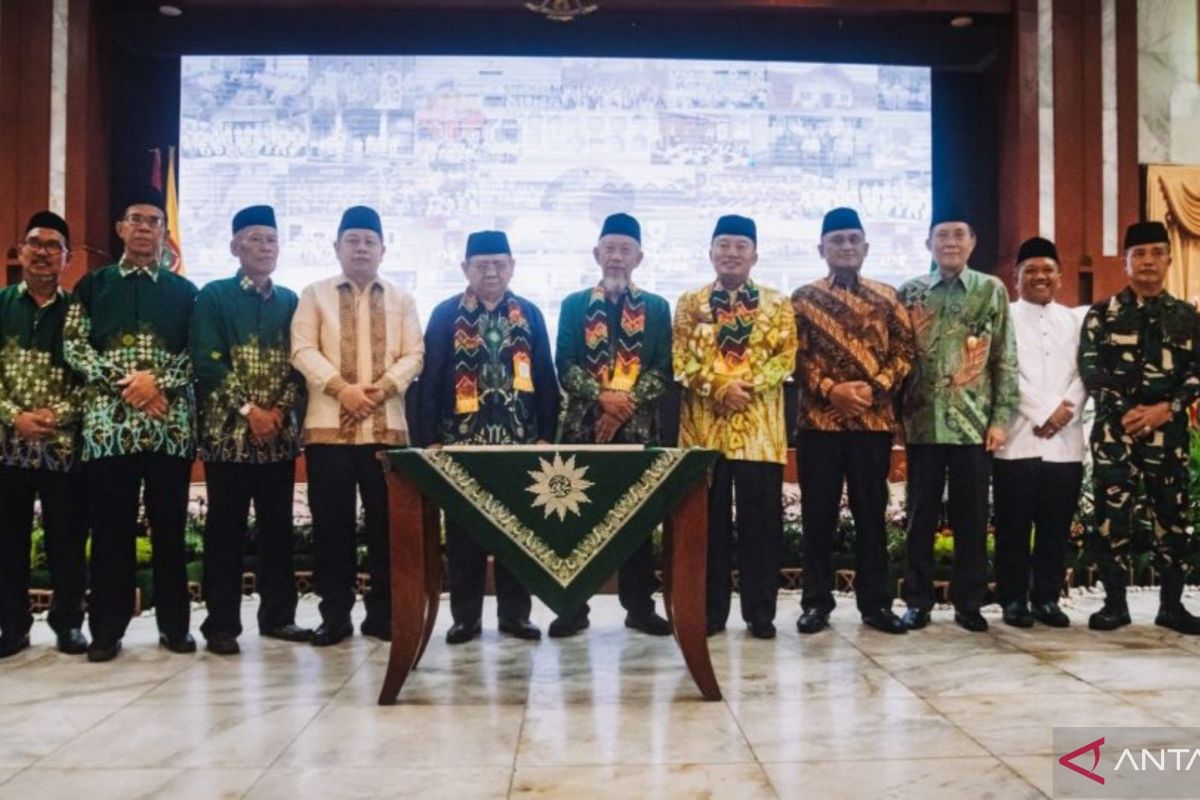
[512, 352, 534, 392]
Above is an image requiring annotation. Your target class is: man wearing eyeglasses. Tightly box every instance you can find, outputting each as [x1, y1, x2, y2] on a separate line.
[64, 187, 200, 662]
[0, 212, 88, 659]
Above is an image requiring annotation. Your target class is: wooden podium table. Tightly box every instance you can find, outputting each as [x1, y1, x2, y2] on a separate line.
[376, 446, 721, 705]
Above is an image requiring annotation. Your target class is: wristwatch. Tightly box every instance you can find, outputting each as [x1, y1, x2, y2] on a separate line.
[1169, 398, 1183, 415]
[238, 402, 253, 417]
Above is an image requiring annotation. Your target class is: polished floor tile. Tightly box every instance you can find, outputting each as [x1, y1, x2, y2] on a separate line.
[0, 703, 118, 767]
[40, 702, 324, 768]
[926, 691, 1175, 756]
[511, 763, 778, 799]
[246, 767, 513, 800]
[763, 757, 1042, 800]
[277, 703, 526, 768]
[0, 767, 263, 800]
[517, 701, 754, 766]
[4, 590, 1196, 798]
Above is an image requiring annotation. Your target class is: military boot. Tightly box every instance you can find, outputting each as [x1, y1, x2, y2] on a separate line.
[1089, 569, 1131, 631]
[1155, 568, 1200, 635]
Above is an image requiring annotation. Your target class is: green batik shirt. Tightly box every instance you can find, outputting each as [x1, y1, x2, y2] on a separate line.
[897, 267, 1019, 444]
[64, 261, 199, 461]
[191, 272, 304, 463]
[1079, 287, 1200, 431]
[0, 284, 80, 471]
[555, 288, 672, 445]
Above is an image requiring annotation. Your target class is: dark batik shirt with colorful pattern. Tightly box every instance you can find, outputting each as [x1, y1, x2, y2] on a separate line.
[791, 272, 915, 433]
[417, 291, 559, 446]
[64, 261, 199, 461]
[897, 267, 1019, 445]
[0, 284, 80, 471]
[191, 272, 303, 463]
[556, 287, 672, 445]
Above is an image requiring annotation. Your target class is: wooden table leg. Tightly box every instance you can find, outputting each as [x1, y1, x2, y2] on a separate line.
[378, 470, 431, 705]
[664, 475, 722, 701]
[412, 501, 442, 670]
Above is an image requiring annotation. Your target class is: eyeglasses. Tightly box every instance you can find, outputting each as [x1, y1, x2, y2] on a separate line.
[22, 238, 66, 255]
[124, 213, 165, 229]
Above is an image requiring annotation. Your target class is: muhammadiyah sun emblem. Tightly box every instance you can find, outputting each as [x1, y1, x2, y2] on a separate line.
[526, 453, 594, 521]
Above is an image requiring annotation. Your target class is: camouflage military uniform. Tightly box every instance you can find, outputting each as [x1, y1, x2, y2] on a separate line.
[1078, 287, 1200, 574]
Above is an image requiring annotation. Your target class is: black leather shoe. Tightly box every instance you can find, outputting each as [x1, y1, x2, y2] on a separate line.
[55, 628, 89, 655]
[548, 612, 590, 639]
[311, 620, 354, 647]
[445, 620, 482, 645]
[1031, 602, 1070, 628]
[205, 633, 240, 656]
[360, 618, 392, 642]
[0, 634, 30, 659]
[87, 639, 121, 663]
[705, 620, 726, 637]
[954, 610, 988, 632]
[1156, 604, 1200, 635]
[796, 608, 830, 634]
[1088, 604, 1131, 631]
[625, 612, 672, 637]
[862, 608, 907, 634]
[901, 607, 930, 630]
[159, 633, 197, 653]
[1002, 602, 1034, 628]
[748, 620, 776, 640]
[498, 618, 542, 641]
[260, 623, 314, 642]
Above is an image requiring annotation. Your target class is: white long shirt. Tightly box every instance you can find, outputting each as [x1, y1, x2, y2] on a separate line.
[995, 299, 1087, 463]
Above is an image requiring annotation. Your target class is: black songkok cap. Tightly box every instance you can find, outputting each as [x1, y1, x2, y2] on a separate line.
[600, 213, 641, 243]
[1123, 221, 1170, 250]
[121, 185, 165, 216]
[338, 206, 383, 238]
[930, 206, 972, 231]
[24, 211, 70, 246]
[1016, 236, 1059, 265]
[821, 207, 864, 236]
[465, 230, 511, 259]
[712, 214, 756, 243]
[232, 205, 277, 235]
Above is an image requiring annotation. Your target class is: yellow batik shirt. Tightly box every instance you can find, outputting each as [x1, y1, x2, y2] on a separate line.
[672, 280, 798, 464]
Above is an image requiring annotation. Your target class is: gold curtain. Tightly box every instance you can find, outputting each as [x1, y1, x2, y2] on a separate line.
[1147, 165, 1200, 302]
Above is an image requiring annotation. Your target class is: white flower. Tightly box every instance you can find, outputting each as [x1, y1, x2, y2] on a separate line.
[526, 453, 595, 522]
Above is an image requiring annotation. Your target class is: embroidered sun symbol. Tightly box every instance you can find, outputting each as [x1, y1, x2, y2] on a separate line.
[526, 453, 594, 521]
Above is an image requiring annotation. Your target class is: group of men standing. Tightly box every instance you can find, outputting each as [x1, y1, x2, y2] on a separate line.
[1, 193, 1198, 663]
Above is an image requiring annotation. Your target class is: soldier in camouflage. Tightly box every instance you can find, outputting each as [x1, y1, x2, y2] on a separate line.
[1078, 220, 1200, 635]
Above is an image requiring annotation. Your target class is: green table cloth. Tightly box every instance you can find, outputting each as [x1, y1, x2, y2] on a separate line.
[381, 445, 718, 617]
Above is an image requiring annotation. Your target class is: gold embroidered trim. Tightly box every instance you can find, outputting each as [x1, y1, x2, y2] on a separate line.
[337, 284, 358, 384]
[368, 284, 387, 436]
[419, 448, 688, 587]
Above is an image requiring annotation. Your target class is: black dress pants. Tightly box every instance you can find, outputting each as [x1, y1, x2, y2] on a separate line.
[0, 464, 87, 638]
[798, 431, 893, 615]
[87, 453, 192, 643]
[200, 459, 299, 639]
[555, 537, 657, 623]
[445, 518, 532, 624]
[305, 444, 390, 627]
[707, 457, 784, 626]
[992, 457, 1082, 606]
[903, 444, 991, 613]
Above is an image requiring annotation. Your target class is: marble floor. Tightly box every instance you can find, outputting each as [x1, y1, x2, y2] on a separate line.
[1, 587, 1198, 799]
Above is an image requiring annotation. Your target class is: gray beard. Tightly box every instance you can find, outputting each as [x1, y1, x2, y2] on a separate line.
[601, 275, 628, 295]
